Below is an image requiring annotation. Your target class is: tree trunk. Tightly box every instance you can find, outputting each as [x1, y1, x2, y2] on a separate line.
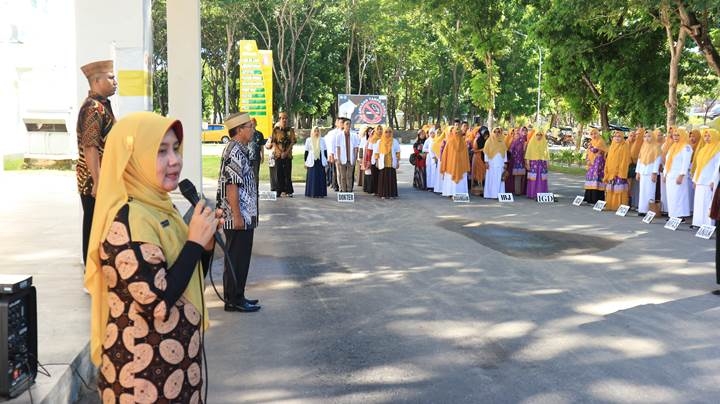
[224, 24, 234, 117]
[575, 123, 584, 152]
[599, 104, 609, 131]
[660, 6, 687, 130]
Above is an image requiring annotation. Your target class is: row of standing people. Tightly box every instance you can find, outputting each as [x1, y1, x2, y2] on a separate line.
[411, 122, 550, 200]
[584, 126, 720, 229]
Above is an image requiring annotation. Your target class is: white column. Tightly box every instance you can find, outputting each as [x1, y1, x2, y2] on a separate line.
[167, 0, 202, 190]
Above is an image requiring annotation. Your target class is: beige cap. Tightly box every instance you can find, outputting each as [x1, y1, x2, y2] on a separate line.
[81, 60, 114, 79]
[225, 112, 251, 131]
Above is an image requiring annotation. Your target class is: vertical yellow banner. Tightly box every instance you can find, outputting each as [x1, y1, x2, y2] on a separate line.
[238, 40, 273, 138]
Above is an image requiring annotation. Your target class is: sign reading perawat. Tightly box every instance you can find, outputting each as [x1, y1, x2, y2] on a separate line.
[338, 95, 388, 128]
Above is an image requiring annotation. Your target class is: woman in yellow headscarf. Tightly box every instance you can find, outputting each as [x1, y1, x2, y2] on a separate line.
[692, 128, 720, 228]
[471, 126, 489, 195]
[439, 126, 471, 196]
[664, 127, 693, 219]
[584, 128, 609, 204]
[368, 124, 383, 194]
[635, 129, 662, 215]
[524, 129, 550, 198]
[507, 126, 528, 195]
[373, 126, 401, 198]
[628, 129, 644, 209]
[85, 112, 219, 403]
[483, 127, 508, 198]
[603, 131, 631, 210]
[431, 126, 449, 194]
[656, 129, 669, 213]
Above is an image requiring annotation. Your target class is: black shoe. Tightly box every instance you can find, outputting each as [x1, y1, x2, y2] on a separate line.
[712, 290, 720, 296]
[244, 297, 259, 305]
[224, 301, 261, 312]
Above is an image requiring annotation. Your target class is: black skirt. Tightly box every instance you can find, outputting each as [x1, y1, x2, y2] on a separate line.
[376, 167, 398, 198]
[305, 160, 327, 197]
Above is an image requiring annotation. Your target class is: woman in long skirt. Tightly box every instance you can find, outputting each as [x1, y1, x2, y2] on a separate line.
[440, 126, 470, 196]
[370, 125, 382, 195]
[304, 126, 327, 198]
[471, 126, 489, 195]
[361, 127, 375, 193]
[628, 129, 643, 208]
[584, 128, 608, 204]
[506, 127, 528, 195]
[603, 131, 631, 211]
[423, 128, 438, 191]
[432, 128, 448, 194]
[484, 127, 508, 198]
[525, 129, 550, 198]
[635, 129, 661, 215]
[692, 128, 720, 228]
[374, 127, 400, 198]
[659, 130, 673, 213]
[412, 128, 428, 190]
[665, 127, 693, 220]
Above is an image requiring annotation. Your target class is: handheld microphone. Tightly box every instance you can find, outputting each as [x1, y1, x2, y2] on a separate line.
[178, 179, 227, 251]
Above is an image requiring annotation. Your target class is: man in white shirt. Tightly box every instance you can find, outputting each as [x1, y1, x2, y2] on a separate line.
[324, 118, 341, 191]
[335, 117, 360, 192]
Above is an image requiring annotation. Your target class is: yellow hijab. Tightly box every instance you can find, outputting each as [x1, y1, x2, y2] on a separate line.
[484, 129, 507, 159]
[440, 127, 471, 182]
[665, 127, 690, 173]
[690, 128, 706, 171]
[638, 131, 661, 165]
[629, 128, 644, 163]
[370, 125, 382, 144]
[310, 126, 321, 157]
[604, 132, 630, 181]
[505, 128, 515, 148]
[84, 112, 209, 366]
[432, 127, 449, 156]
[693, 129, 720, 182]
[525, 131, 549, 161]
[587, 129, 608, 167]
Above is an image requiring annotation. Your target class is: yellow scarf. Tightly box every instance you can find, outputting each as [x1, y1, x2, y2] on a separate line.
[665, 128, 690, 173]
[525, 132, 549, 161]
[439, 128, 471, 182]
[604, 135, 630, 181]
[311, 131, 321, 158]
[587, 130, 608, 167]
[629, 128, 644, 163]
[690, 128, 706, 171]
[84, 112, 209, 366]
[484, 130, 507, 159]
[638, 131, 661, 165]
[431, 127, 448, 157]
[693, 129, 720, 182]
[370, 125, 382, 144]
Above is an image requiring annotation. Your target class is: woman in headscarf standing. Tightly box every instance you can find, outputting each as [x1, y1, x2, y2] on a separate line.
[369, 124, 382, 195]
[360, 126, 375, 193]
[659, 129, 674, 213]
[692, 129, 720, 228]
[432, 127, 448, 194]
[584, 128, 608, 204]
[304, 126, 328, 198]
[471, 126, 489, 195]
[412, 128, 428, 190]
[506, 126, 528, 195]
[374, 126, 401, 198]
[85, 112, 219, 403]
[524, 129, 550, 199]
[664, 127, 693, 220]
[635, 129, 662, 215]
[423, 127, 438, 191]
[603, 131, 631, 210]
[628, 129, 643, 209]
[484, 127, 508, 199]
[440, 126, 471, 196]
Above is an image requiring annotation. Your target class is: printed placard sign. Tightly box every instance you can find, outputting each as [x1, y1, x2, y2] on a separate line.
[572, 196, 584, 206]
[453, 193, 470, 203]
[642, 211, 656, 224]
[592, 201, 606, 211]
[498, 193, 514, 203]
[696, 225, 716, 240]
[664, 217, 682, 231]
[337, 192, 355, 203]
[259, 191, 277, 201]
[537, 193, 555, 203]
[615, 205, 630, 217]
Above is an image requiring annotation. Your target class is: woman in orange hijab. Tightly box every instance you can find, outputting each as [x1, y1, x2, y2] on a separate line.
[439, 126, 471, 196]
[603, 131, 631, 210]
[664, 127, 693, 220]
[635, 129, 662, 215]
[584, 128, 609, 204]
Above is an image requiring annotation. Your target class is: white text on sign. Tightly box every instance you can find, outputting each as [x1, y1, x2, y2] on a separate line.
[572, 196, 584, 206]
[537, 193, 554, 203]
[695, 225, 716, 240]
[592, 201, 606, 211]
[664, 217, 682, 231]
[642, 211, 656, 224]
[259, 191, 277, 201]
[615, 205, 630, 216]
[453, 193, 470, 203]
[337, 192, 355, 203]
[498, 193, 514, 202]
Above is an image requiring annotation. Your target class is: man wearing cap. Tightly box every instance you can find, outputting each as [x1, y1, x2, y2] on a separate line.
[216, 112, 261, 312]
[76, 60, 117, 266]
[335, 117, 360, 192]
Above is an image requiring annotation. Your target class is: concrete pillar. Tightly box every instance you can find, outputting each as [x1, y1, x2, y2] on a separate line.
[166, 0, 202, 190]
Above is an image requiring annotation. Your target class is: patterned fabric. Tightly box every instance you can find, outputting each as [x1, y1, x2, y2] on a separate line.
[217, 140, 257, 230]
[526, 160, 549, 198]
[585, 150, 606, 190]
[509, 136, 527, 176]
[248, 129, 267, 163]
[98, 206, 203, 403]
[76, 91, 115, 195]
[271, 127, 296, 159]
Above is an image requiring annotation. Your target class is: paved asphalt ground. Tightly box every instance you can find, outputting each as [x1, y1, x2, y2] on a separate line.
[3, 156, 719, 403]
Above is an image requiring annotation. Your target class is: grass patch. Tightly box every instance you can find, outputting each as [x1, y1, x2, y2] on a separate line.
[549, 164, 586, 176]
[202, 149, 307, 182]
[3, 155, 25, 170]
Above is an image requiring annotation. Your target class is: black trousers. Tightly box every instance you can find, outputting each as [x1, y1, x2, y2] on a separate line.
[223, 228, 254, 303]
[80, 194, 95, 266]
[276, 157, 294, 195]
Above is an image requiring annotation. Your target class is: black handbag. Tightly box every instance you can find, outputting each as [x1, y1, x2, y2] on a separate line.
[409, 153, 417, 166]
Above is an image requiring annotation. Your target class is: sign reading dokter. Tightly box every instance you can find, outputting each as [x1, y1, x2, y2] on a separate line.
[338, 94, 388, 128]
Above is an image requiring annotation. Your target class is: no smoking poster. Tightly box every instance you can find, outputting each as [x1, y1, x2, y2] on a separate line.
[338, 94, 388, 128]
